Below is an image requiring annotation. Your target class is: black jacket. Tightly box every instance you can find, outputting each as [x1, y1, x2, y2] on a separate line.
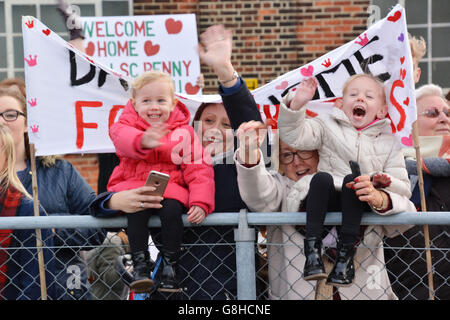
[179, 79, 262, 300]
[384, 165, 450, 300]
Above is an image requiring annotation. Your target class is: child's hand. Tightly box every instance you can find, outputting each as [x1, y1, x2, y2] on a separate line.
[141, 123, 169, 149]
[290, 77, 318, 111]
[371, 173, 391, 189]
[187, 205, 206, 225]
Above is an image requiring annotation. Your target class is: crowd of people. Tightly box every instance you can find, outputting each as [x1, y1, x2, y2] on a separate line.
[0, 2, 449, 301]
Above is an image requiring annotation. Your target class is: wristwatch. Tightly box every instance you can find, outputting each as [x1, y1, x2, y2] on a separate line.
[219, 70, 239, 85]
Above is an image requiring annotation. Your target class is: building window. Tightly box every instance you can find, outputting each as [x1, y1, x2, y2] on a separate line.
[371, 0, 450, 91]
[0, 0, 131, 81]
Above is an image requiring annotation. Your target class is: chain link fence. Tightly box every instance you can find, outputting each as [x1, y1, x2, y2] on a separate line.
[0, 211, 449, 300]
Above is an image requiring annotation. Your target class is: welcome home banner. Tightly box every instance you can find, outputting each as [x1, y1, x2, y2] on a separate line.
[80, 14, 202, 95]
[23, 4, 416, 156]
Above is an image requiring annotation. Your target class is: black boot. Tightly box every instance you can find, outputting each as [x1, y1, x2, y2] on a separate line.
[130, 251, 154, 293]
[326, 242, 356, 287]
[156, 251, 181, 293]
[303, 237, 327, 281]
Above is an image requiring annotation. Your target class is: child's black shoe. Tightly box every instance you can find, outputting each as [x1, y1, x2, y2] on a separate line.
[156, 251, 181, 293]
[130, 251, 154, 293]
[303, 237, 327, 281]
[326, 242, 356, 287]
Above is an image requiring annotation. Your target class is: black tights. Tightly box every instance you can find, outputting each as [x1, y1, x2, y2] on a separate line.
[127, 199, 185, 254]
[305, 172, 370, 244]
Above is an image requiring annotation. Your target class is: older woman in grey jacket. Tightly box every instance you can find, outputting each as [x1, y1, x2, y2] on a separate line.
[234, 121, 416, 300]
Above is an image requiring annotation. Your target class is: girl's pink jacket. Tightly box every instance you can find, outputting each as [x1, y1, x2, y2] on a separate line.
[107, 99, 215, 215]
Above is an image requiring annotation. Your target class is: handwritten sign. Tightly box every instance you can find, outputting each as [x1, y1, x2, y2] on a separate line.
[22, 4, 416, 156]
[81, 14, 202, 94]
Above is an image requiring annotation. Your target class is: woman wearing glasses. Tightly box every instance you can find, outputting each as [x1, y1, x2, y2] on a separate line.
[384, 84, 450, 300]
[235, 120, 416, 300]
[0, 87, 105, 300]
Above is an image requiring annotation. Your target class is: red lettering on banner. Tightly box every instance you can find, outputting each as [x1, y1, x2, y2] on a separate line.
[97, 41, 107, 57]
[115, 22, 124, 37]
[120, 63, 129, 76]
[182, 60, 191, 76]
[75, 100, 102, 149]
[144, 62, 152, 72]
[96, 21, 104, 37]
[117, 41, 129, 56]
[263, 104, 280, 129]
[134, 21, 146, 36]
[109, 105, 125, 129]
[389, 78, 407, 132]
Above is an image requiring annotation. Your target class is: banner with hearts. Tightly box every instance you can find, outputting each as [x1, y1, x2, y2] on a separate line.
[251, 4, 417, 146]
[22, 4, 416, 156]
[80, 14, 200, 94]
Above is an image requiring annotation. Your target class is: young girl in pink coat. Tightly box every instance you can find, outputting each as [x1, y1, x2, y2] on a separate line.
[108, 71, 215, 293]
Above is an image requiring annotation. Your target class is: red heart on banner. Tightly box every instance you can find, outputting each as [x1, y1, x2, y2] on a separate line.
[400, 56, 405, 64]
[403, 97, 409, 106]
[42, 29, 50, 36]
[401, 134, 413, 146]
[306, 109, 318, 118]
[300, 65, 314, 77]
[387, 10, 401, 22]
[275, 81, 288, 90]
[400, 68, 406, 80]
[185, 82, 200, 94]
[165, 18, 183, 34]
[85, 42, 95, 56]
[144, 41, 160, 56]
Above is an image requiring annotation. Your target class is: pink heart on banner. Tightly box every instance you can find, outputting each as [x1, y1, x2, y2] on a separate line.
[300, 65, 314, 77]
[275, 81, 288, 90]
[401, 134, 413, 146]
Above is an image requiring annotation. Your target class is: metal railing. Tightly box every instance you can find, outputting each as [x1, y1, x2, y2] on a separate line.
[0, 210, 449, 300]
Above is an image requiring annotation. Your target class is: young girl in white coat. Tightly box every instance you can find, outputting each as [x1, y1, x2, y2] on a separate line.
[278, 74, 411, 287]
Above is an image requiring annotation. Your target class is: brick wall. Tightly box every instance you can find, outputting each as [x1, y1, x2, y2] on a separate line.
[67, 0, 370, 192]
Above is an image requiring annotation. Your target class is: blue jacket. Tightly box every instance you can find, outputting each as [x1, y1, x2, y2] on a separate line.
[2, 196, 57, 300]
[17, 158, 105, 300]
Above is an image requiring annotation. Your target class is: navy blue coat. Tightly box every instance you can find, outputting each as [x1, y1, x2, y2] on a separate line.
[179, 79, 262, 300]
[17, 158, 105, 300]
[1, 196, 56, 300]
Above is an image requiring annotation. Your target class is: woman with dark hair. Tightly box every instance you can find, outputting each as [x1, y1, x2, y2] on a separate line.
[89, 24, 262, 299]
[174, 24, 264, 300]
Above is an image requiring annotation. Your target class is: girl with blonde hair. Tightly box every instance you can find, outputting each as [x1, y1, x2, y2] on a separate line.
[0, 124, 56, 300]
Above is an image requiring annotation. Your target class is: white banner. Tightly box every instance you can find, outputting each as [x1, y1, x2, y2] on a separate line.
[80, 14, 202, 95]
[23, 4, 416, 156]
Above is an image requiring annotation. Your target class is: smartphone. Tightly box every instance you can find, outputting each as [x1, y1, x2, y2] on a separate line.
[145, 170, 170, 197]
[349, 160, 361, 177]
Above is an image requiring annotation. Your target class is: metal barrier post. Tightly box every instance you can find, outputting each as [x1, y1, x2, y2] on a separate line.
[234, 209, 256, 300]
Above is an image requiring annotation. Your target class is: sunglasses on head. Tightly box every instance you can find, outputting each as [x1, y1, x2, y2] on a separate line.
[419, 107, 450, 118]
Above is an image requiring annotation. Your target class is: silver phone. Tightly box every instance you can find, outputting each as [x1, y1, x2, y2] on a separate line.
[144, 170, 170, 196]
